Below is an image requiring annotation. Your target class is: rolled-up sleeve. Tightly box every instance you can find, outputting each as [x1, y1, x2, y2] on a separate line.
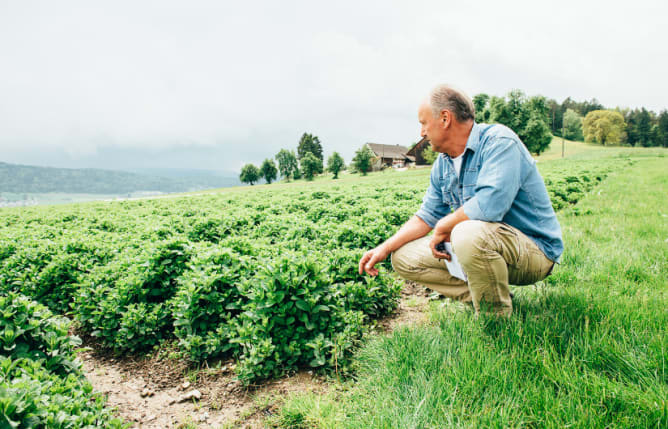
[463, 138, 522, 222]
[416, 166, 450, 228]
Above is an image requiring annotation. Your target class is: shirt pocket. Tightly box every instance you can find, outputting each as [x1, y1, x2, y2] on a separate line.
[440, 176, 456, 207]
[461, 164, 478, 203]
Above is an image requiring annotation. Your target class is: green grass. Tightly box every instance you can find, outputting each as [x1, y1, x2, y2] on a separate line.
[270, 155, 667, 428]
[536, 136, 666, 161]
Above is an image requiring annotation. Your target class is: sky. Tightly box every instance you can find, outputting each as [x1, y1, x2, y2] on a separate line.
[1, 0, 666, 173]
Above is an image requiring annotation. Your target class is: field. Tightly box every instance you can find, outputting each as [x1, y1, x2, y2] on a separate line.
[1, 142, 666, 427]
[536, 136, 666, 161]
[272, 155, 667, 428]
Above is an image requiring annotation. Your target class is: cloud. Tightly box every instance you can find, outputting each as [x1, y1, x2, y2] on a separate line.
[0, 0, 666, 171]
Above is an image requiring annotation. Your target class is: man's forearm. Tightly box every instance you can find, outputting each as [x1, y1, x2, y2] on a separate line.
[435, 206, 470, 236]
[381, 215, 432, 253]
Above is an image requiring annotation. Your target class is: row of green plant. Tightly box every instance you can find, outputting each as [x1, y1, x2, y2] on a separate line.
[0, 293, 126, 427]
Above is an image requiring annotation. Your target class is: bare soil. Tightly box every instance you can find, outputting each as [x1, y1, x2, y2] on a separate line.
[79, 281, 433, 428]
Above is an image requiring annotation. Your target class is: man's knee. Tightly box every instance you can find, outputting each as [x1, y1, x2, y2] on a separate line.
[390, 238, 428, 279]
[390, 245, 412, 278]
[451, 220, 492, 264]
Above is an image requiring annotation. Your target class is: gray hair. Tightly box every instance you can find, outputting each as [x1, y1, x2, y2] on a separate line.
[429, 84, 475, 122]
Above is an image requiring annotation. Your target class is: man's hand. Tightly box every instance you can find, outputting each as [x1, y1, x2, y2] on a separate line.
[429, 222, 452, 261]
[358, 244, 391, 276]
[429, 207, 471, 260]
[358, 215, 433, 277]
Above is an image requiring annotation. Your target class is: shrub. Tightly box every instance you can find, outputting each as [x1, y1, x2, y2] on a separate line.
[74, 240, 191, 352]
[171, 248, 249, 361]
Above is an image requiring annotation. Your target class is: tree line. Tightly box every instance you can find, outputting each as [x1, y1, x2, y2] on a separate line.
[240, 132, 381, 185]
[240, 133, 346, 185]
[241, 90, 667, 184]
[474, 91, 668, 148]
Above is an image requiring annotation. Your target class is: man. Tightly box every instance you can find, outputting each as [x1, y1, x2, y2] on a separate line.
[358, 84, 563, 316]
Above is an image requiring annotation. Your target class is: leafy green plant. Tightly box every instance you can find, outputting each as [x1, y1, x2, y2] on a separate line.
[0, 293, 81, 376]
[171, 247, 249, 361]
[0, 357, 127, 428]
[74, 240, 191, 352]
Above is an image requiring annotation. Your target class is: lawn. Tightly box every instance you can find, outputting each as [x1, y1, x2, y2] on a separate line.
[536, 136, 666, 161]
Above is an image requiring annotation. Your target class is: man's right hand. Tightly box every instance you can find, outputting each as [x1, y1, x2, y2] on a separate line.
[358, 244, 391, 276]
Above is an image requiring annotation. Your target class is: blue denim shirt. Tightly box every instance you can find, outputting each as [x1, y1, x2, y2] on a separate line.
[416, 123, 564, 262]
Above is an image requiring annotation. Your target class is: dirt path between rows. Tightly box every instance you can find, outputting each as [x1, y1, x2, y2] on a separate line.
[80, 282, 432, 428]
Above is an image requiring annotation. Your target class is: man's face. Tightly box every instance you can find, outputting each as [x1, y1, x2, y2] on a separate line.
[418, 102, 447, 153]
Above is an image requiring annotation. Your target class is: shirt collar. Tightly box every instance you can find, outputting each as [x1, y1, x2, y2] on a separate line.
[464, 122, 481, 153]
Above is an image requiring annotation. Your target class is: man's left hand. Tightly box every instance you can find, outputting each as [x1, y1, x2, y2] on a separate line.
[429, 208, 470, 260]
[430, 218, 452, 260]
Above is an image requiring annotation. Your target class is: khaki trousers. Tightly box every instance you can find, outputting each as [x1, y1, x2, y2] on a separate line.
[391, 220, 555, 316]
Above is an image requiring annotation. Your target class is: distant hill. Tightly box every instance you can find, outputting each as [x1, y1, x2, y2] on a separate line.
[0, 162, 241, 194]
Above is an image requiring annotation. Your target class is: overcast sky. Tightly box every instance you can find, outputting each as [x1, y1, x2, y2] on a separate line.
[1, 0, 666, 172]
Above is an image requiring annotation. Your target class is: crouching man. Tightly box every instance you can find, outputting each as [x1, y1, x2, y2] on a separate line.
[358, 84, 563, 317]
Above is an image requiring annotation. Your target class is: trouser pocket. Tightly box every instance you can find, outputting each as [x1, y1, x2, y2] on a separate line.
[509, 245, 554, 285]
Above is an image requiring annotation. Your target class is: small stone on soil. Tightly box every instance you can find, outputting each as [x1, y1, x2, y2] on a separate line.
[178, 389, 202, 402]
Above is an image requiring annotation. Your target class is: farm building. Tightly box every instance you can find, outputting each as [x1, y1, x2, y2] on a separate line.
[406, 137, 431, 166]
[365, 143, 415, 170]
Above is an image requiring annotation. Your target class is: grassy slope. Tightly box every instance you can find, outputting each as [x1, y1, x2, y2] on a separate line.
[536, 136, 666, 161]
[271, 154, 667, 428]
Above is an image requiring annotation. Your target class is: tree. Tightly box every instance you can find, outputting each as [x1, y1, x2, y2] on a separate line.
[301, 152, 320, 181]
[658, 110, 668, 147]
[624, 108, 639, 146]
[240, 164, 260, 185]
[422, 145, 438, 164]
[352, 145, 374, 175]
[562, 109, 584, 141]
[260, 158, 278, 184]
[636, 108, 653, 147]
[292, 164, 302, 180]
[522, 115, 553, 154]
[472, 93, 489, 115]
[488, 90, 552, 154]
[297, 133, 323, 173]
[489, 92, 521, 130]
[583, 110, 626, 145]
[580, 98, 604, 117]
[327, 152, 345, 179]
[472, 93, 491, 123]
[547, 98, 563, 135]
[275, 149, 298, 182]
[527, 95, 550, 122]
